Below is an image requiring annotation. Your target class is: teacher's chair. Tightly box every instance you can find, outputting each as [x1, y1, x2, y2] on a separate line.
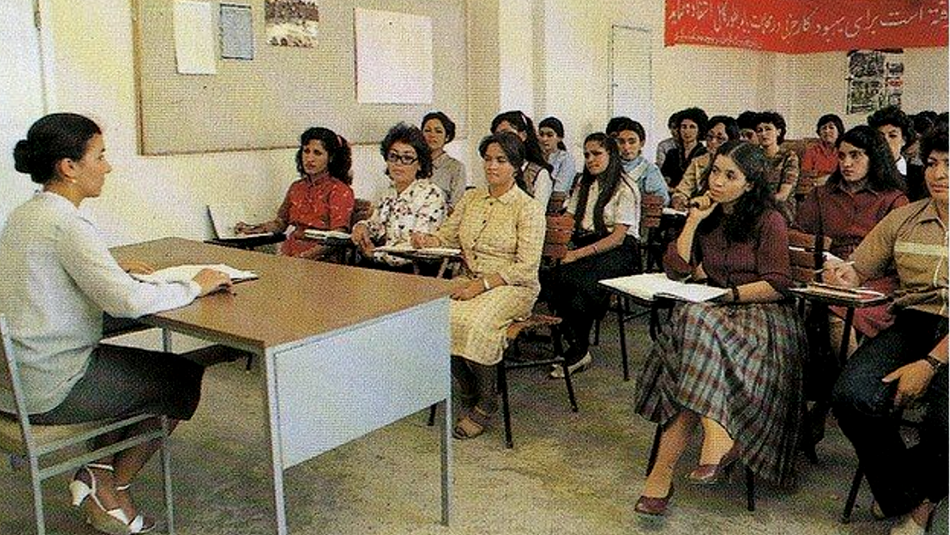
[0, 316, 176, 535]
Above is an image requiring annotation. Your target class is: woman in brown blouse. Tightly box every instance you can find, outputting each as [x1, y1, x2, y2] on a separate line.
[633, 140, 805, 516]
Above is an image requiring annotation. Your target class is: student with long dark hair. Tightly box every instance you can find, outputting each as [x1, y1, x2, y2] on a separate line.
[0, 113, 234, 534]
[795, 125, 908, 344]
[633, 141, 805, 517]
[547, 133, 641, 378]
[237, 126, 355, 258]
[491, 110, 554, 208]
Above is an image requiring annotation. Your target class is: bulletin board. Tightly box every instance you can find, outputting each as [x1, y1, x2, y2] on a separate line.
[132, 0, 467, 155]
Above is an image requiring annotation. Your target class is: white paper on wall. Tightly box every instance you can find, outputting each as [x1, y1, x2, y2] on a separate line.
[174, 0, 217, 75]
[354, 8, 433, 104]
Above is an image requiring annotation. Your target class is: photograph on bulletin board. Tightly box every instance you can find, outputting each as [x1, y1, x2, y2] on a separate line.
[265, 0, 320, 48]
[846, 49, 903, 114]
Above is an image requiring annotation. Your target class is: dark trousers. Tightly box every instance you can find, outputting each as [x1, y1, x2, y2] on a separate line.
[831, 309, 949, 517]
[546, 236, 640, 364]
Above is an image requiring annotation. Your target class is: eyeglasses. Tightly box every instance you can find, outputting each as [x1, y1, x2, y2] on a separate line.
[386, 152, 418, 165]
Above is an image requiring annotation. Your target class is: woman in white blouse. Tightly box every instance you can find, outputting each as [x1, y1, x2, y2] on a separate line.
[0, 113, 232, 534]
[351, 123, 447, 269]
[546, 133, 641, 378]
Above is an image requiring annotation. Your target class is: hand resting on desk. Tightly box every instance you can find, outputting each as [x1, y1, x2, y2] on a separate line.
[193, 268, 233, 296]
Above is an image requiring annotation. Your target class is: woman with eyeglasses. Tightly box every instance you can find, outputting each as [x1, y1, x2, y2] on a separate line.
[422, 111, 467, 210]
[351, 123, 446, 269]
[236, 127, 355, 259]
[671, 115, 740, 211]
[801, 114, 845, 187]
[412, 132, 545, 440]
[491, 110, 555, 209]
[755, 111, 800, 222]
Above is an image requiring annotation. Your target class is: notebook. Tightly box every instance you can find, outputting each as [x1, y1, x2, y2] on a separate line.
[374, 244, 462, 257]
[131, 264, 258, 284]
[208, 203, 273, 240]
[302, 229, 352, 241]
[791, 282, 888, 302]
[599, 273, 728, 303]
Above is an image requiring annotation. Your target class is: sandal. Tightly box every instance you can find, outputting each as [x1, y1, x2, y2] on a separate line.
[452, 406, 494, 440]
[69, 464, 132, 535]
[114, 484, 156, 533]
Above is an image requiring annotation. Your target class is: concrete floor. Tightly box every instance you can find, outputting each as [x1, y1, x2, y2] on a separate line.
[1, 310, 905, 534]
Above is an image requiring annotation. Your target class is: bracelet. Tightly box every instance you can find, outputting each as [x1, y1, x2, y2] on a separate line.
[731, 286, 740, 303]
[924, 355, 945, 372]
[482, 277, 491, 291]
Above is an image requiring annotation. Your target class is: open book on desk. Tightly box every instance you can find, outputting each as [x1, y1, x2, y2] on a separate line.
[599, 273, 728, 303]
[131, 264, 258, 284]
[302, 229, 352, 241]
[208, 204, 273, 240]
[374, 244, 462, 258]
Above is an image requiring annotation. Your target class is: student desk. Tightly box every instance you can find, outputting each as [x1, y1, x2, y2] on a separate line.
[112, 238, 454, 535]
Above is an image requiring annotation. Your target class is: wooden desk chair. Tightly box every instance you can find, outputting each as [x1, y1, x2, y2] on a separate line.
[546, 191, 568, 214]
[0, 316, 175, 535]
[641, 194, 666, 273]
[498, 213, 579, 448]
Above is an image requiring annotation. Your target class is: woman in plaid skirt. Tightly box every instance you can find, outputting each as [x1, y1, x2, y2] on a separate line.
[633, 140, 806, 516]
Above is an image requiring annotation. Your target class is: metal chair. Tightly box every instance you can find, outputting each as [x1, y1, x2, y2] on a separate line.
[0, 315, 175, 535]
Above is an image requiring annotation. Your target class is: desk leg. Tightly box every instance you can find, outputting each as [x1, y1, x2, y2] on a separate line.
[838, 308, 855, 369]
[162, 329, 172, 352]
[439, 397, 452, 526]
[262, 350, 289, 535]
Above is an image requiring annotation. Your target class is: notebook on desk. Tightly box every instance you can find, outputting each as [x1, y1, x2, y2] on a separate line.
[208, 203, 273, 240]
[791, 282, 887, 302]
[131, 263, 258, 284]
[302, 229, 352, 241]
[374, 244, 462, 258]
[599, 273, 728, 303]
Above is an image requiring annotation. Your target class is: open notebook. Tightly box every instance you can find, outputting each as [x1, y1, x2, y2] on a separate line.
[599, 273, 728, 303]
[208, 203, 273, 240]
[131, 264, 258, 284]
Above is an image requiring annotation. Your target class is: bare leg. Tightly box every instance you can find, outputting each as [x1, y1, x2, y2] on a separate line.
[642, 411, 698, 497]
[697, 417, 735, 465]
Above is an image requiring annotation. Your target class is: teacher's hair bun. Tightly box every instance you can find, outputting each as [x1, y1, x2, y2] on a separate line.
[13, 139, 37, 174]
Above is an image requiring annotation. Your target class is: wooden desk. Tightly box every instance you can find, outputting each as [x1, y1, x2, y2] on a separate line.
[112, 238, 454, 535]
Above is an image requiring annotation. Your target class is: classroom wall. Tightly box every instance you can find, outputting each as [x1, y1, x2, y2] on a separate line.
[536, 0, 947, 162]
[5, 0, 946, 244]
[20, 0, 471, 246]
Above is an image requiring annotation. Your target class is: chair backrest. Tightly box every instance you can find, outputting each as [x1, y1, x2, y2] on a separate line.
[547, 191, 568, 214]
[0, 315, 36, 455]
[641, 194, 665, 230]
[788, 229, 833, 285]
[543, 213, 574, 263]
[350, 198, 374, 229]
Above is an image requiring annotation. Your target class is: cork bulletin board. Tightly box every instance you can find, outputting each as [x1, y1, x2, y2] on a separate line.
[132, 0, 466, 155]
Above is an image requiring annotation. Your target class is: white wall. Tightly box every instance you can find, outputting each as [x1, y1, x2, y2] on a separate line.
[537, 0, 947, 160]
[5, 0, 945, 244]
[0, 0, 47, 227]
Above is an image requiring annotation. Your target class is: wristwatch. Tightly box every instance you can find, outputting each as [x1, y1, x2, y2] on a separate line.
[924, 355, 945, 372]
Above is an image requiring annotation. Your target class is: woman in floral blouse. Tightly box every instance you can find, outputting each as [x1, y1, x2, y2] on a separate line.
[351, 123, 446, 269]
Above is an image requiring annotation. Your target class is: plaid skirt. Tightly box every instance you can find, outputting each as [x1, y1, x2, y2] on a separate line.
[634, 300, 806, 484]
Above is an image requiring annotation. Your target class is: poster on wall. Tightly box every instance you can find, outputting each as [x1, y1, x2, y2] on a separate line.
[220, 3, 254, 60]
[846, 50, 903, 114]
[265, 0, 319, 48]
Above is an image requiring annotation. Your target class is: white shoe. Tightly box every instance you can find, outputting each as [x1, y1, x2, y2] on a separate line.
[891, 514, 927, 535]
[550, 352, 592, 379]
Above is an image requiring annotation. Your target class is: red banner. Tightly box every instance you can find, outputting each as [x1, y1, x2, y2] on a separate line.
[665, 0, 948, 53]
